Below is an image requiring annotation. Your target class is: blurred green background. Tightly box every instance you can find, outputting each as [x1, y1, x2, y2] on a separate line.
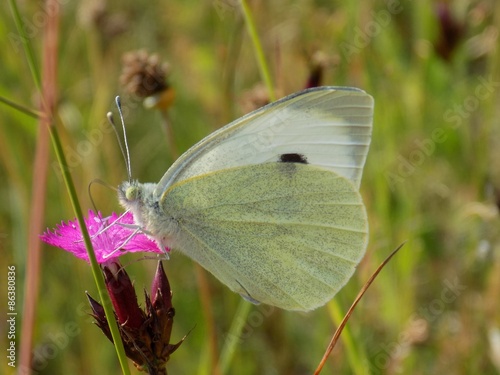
[1, 0, 500, 374]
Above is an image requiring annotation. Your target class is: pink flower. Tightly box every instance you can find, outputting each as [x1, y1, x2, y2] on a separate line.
[41, 210, 164, 263]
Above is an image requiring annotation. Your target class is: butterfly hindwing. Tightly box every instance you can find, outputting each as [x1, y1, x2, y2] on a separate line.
[160, 162, 368, 311]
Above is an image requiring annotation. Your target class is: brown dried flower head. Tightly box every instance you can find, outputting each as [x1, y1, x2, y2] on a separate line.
[120, 50, 175, 110]
[239, 83, 272, 114]
[78, 0, 128, 39]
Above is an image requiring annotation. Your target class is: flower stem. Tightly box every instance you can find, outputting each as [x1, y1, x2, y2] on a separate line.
[49, 113, 132, 375]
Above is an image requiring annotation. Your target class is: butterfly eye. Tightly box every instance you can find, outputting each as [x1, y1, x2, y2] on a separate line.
[125, 186, 139, 201]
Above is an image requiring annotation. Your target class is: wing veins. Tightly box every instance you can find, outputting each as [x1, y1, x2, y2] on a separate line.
[285, 237, 362, 263]
[180, 216, 367, 234]
[178, 221, 306, 308]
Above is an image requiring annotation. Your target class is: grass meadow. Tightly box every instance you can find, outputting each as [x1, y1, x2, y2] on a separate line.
[1, 0, 500, 374]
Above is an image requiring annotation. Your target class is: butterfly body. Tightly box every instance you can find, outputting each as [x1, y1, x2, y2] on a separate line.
[118, 86, 374, 311]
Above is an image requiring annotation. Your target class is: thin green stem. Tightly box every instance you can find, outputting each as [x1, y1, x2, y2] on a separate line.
[0, 95, 42, 119]
[239, 0, 276, 101]
[8, 0, 41, 92]
[217, 300, 252, 374]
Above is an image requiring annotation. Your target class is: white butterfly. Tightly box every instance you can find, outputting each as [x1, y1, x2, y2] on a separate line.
[118, 86, 374, 311]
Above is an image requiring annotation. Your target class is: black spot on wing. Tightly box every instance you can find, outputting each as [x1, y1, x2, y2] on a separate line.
[279, 153, 308, 164]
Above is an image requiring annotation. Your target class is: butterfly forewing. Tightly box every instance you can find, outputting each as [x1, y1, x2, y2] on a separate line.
[154, 87, 373, 197]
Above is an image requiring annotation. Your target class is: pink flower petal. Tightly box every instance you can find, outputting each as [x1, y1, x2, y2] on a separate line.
[41, 210, 164, 263]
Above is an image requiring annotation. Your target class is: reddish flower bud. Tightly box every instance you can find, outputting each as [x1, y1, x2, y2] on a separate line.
[102, 261, 144, 329]
[305, 51, 329, 89]
[434, 2, 465, 61]
[87, 261, 186, 373]
[151, 261, 173, 311]
[86, 292, 112, 342]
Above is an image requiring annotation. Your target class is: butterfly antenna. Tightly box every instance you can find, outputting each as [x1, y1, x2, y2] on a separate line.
[116, 97, 132, 181]
[107, 110, 130, 181]
[108, 96, 132, 181]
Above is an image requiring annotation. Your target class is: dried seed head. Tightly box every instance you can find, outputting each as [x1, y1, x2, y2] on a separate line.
[239, 83, 271, 114]
[120, 50, 172, 98]
[78, 0, 128, 39]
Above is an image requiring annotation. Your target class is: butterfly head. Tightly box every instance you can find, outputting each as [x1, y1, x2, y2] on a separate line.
[118, 180, 157, 228]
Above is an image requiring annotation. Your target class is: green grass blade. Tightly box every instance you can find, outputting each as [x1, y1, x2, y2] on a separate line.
[239, 0, 276, 102]
[217, 300, 253, 374]
[8, 0, 41, 92]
